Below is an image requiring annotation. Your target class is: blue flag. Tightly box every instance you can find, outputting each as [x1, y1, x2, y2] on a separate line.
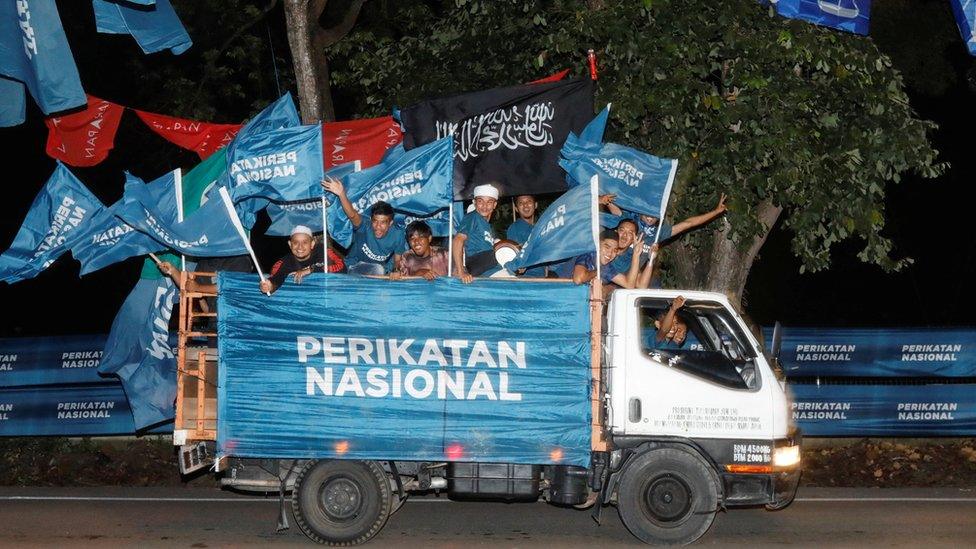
[951, 0, 976, 56]
[578, 104, 609, 145]
[0, 77, 26, 127]
[70, 200, 164, 275]
[225, 124, 325, 203]
[99, 275, 182, 429]
[395, 203, 463, 238]
[232, 93, 301, 143]
[265, 162, 362, 237]
[92, 0, 192, 55]
[115, 171, 248, 257]
[327, 137, 454, 247]
[767, 0, 871, 35]
[0, 164, 103, 284]
[561, 141, 677, 219]
[0, 0, 86, 114]
[506, 181, 596, 271]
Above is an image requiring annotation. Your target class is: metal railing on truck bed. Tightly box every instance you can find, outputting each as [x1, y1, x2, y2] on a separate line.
[174, 271, 218, 442]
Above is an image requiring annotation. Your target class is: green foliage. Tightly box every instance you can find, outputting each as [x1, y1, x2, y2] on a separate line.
[330, 0, 942, 275]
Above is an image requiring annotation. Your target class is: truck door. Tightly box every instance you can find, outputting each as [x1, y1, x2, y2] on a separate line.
[615, 295, 773, 441]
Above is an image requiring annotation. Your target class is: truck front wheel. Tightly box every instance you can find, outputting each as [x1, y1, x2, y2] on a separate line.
[616, 448, 719, 546]
[292, 460, 392, 546]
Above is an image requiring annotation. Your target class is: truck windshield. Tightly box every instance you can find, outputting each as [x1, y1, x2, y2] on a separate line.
[637, 298, 759, 390]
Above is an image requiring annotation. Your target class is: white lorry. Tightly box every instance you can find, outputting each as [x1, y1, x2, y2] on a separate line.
[174, 275, 799, 546]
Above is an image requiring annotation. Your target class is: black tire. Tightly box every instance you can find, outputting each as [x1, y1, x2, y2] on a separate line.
[292, 460, 392, 546]
[617, 447, 720, 546]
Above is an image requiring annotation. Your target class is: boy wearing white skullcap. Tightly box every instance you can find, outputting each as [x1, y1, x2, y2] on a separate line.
[452, 184, 501, 283]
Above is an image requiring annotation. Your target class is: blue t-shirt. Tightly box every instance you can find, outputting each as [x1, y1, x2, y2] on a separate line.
[639, 221, 672, 254]
[609, 245, 647, 276]
[459, 212, 496, 256]
[506, 219, 545, 277]
[574, 252, 620, 284]
[345, 220, 407, 270]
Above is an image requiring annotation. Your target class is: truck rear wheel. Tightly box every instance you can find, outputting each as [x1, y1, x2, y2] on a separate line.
[617, 448, 719, 546]
[292, 460, 392, 546]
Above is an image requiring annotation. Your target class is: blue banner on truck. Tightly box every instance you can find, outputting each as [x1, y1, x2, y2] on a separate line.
[0, 383, 143, 436]
[217, 274, 593, 467]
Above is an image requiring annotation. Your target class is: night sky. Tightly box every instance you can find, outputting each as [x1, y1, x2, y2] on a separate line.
[1, 2, 974, 337]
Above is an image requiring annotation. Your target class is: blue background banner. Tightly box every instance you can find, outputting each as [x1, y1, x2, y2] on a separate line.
[771, 327, 976, 377]
[790, 383, 976, 436]
[217, 274, 592, 466]
[0, 383, 144, 436]
[0, 334, 108, 387]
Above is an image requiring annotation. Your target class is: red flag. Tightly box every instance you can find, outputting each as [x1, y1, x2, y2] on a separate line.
[529, 68, 570, 84]
[44, 96, 125, 167]
[322, 116, 402, 169]
[134, 110, 242, 159]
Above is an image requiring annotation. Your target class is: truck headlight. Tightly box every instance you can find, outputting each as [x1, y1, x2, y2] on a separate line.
[772, 444, 801, 469]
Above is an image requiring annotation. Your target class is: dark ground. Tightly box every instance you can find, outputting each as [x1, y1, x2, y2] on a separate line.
[1, 437, 974, 489]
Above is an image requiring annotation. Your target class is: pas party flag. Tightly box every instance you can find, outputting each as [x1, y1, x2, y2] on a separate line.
[0, 163, 103, 284]
[134, 109, 241, 159]
[326, 137, 454, 247]
[115, 170, 248, 257]
[506, 180, 597, 272]
[561, 139, 677, 219]
[45, 95, 125, 167]
[92, 0, 192, 55]
[323, 116, 403, 170]
[0, 0, 86, 115]
[225, 124, 325, 203]
[766, 0, 871, 35]
[400, 77, 593, 200]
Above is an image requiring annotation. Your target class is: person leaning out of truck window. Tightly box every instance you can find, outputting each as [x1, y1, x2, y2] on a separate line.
[321, 177, 407, 276]
[655, 295, 688, 348]
[258, 225, 345, 295]
[572, 230, 653, 293]
[452, 183, 504, 283]
[390, 221, 449, 281]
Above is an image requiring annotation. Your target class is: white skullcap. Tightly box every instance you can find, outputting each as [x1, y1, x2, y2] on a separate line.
[472, 183, 499, 200]
[291, 225, 313, 237]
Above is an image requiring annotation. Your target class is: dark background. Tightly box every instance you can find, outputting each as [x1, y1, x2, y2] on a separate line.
[1, 0, 973, 336]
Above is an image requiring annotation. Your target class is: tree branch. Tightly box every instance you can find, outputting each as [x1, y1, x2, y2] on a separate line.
[191, 0, 281, 113]
[318, 0, 366, 47]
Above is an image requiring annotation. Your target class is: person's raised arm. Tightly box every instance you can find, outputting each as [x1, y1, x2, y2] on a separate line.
[600, 193, 622, 217]
[656, 295, 686, 342]
[321, 177, 362, 228]
[670, 193, 727, 237]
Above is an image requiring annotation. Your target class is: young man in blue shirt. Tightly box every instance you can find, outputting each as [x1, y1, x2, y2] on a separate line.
[505, 195, 546, 278]
[606, 194, 728, 256]
[322, 177, 407, 275]
[452, 183, 503, 283]
[572, 230, 652, 292]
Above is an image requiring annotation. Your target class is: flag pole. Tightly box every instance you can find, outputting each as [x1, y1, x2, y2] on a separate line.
[321, 194, 329, 275]
[589, 174, 600, 284]
[174, 169, 185, 272]
[647, 159, 679, 271]
[218, 187, 269, 296]
[447, 201, 454, 278]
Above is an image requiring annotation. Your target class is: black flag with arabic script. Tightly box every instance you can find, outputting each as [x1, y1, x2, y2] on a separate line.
[400, 78, 594, 200]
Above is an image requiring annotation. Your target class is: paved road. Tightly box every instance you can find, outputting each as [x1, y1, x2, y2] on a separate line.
[1, 486, 974, 547]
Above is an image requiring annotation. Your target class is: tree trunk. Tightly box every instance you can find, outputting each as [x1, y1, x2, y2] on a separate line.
[669, 200, 782, 309]
[283, 0, 365, 123]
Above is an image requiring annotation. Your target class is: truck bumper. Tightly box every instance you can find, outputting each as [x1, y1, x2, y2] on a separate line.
[720, 466, 800, 509]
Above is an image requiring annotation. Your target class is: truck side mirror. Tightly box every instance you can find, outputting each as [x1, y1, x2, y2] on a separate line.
[771, 321, 783, 360]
